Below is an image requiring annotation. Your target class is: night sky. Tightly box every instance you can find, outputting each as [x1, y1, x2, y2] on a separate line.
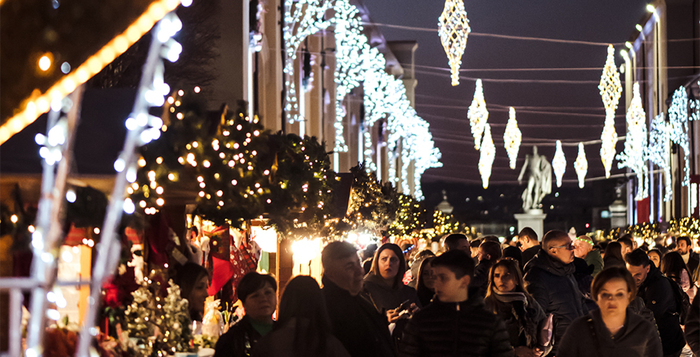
[362, 0, 650, 187]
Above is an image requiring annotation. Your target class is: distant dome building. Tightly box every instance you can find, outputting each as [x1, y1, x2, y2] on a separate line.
[435, 190, 453, 214]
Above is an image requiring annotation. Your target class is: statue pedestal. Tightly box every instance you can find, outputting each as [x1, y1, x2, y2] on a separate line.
[515, 210, 547, 239]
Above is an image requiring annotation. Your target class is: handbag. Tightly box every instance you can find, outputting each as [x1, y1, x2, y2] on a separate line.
[538, 313, 554, 347]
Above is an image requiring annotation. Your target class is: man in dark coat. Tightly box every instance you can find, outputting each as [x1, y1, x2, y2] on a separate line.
[677, 236, 699, 277]
[399, 250, 513, 357]
[321, 241, 396, 357]
[523, 230, 588, 356]
[626, 249, 685, 357]
[518, 227, 540, 267]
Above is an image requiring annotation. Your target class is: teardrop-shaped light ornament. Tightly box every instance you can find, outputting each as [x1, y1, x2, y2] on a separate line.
[503, 107, 522, 169]
[438, 0, 471, 86]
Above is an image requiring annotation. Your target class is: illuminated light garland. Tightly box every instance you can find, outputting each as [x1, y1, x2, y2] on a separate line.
[438, 0, 471, 86]
[74, 9, 187, 357]
[331, 0, 442, 200]
[283, 0, 333, 124]
[0, 0, 184, 145]
[467, 79, 488, 149]
[617, 83, 648, 200]
[574, 142, 588, 189]
[598, 44, 622, 178]
[668, 86, 690, 186]
[552, 140, 566, 188]
[333, 0, 369, 152]
[646, 113, 672, 201]
[478, 123, 495, 189]
[503, 107, 521, 169]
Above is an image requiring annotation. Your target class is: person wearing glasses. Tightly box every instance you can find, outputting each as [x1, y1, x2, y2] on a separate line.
[524, 230, 589, 356]
[558, 267, 662, 357]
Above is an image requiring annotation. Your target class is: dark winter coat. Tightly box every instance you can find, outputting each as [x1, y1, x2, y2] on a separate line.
[398, 295, 514, 357]
[637, 264, 685, 355]
[521, 245, 540, 267]
[322, 277, 396, 357]
[523, 249, 588, 354]
[686, 251, 700, 277]
[685, 293, 700, 355]
[471, 259, 494, 298]
[362, 272, 421, 313]
[252, 318, 351, 357]
[214, 316, 267, 357]
[558, 308, 662, 357]
[484, 292, 548, 352]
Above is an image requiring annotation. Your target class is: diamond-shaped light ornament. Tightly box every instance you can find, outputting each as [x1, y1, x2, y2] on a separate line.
[574, 143, 588, 189]
[599, 44, 622, 178]
[438, 0, 471, 86]
[503, 107, 522, 169]
[617, 83, 648, 200]
[468, 79, 488, 149]
[478, 123, 495, 189]
[552, 140, 566, 188]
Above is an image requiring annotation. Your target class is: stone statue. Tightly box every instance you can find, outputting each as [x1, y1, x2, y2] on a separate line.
[518, 146, 552, 212]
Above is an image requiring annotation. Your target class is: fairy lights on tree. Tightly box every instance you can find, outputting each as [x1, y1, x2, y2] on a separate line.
[669, 86, 690, 186]
[283, 0, 333, 124]
[552, 140, 566, 188]
[467, 79, 488, 149]
[599, 44, 622, 178]
[478, 124, 495, 189]
[503, 107, 521, 169]
[617, 83, 648, 200]
[646, 113, 672, 201]
[574, 143, 588, 189]
[438, 0, 471, 86]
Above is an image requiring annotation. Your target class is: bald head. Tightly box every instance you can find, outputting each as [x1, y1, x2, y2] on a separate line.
[543, 230, 575, 264]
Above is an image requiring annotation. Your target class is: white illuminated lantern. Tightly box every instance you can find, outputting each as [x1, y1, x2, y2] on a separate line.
[467, 79, 488, 149]
[438, 0, 471, 86]
[646, 113, 672, 201]
[599, 45, 622, 178]
[478, 124, 495, 189]
[552, 140, 566, 188]
[668, 86, 690, 186]
[503, 107, 521, 169]
[617, 83, 648, 200]
[574, 143, 588, 188]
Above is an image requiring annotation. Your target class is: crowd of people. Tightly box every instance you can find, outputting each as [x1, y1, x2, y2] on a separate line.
[202, 229, 700, 357]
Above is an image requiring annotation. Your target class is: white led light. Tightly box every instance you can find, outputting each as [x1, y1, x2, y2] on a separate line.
[66, 189, 77, 203]
[552, 140, 566, 188]
[617, 83, 648, 200]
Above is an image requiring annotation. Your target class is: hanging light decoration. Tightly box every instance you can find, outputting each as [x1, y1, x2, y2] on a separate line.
[467, 79, 488, 149]
[438, 0, 471, 86]
[478, 123, 495, 189]
[574, 143, 588, 189]
[617, 83, 648, 200]
[669, 86, 690, 187]
[598, 44, 622, 178]
[503, 107, 521, 169]
[647, 113, 672, 201]
[552, 140, 566, 188]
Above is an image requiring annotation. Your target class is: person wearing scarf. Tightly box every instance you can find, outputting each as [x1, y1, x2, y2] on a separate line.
[485, 259, 550, 357]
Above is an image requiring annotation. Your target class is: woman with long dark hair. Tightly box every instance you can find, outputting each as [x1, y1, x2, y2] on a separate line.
[414, 256, 435, 307]
[558, 267, 662, 356]
[362, 243, 420, 320]
[484, 259, 549, 357]
[661, 251, 697, 303]
[253, 276, 349, 357]
[603, 241, 625, 268]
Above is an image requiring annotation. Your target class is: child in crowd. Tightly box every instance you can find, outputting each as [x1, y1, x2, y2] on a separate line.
[399, 250, 513, 357]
